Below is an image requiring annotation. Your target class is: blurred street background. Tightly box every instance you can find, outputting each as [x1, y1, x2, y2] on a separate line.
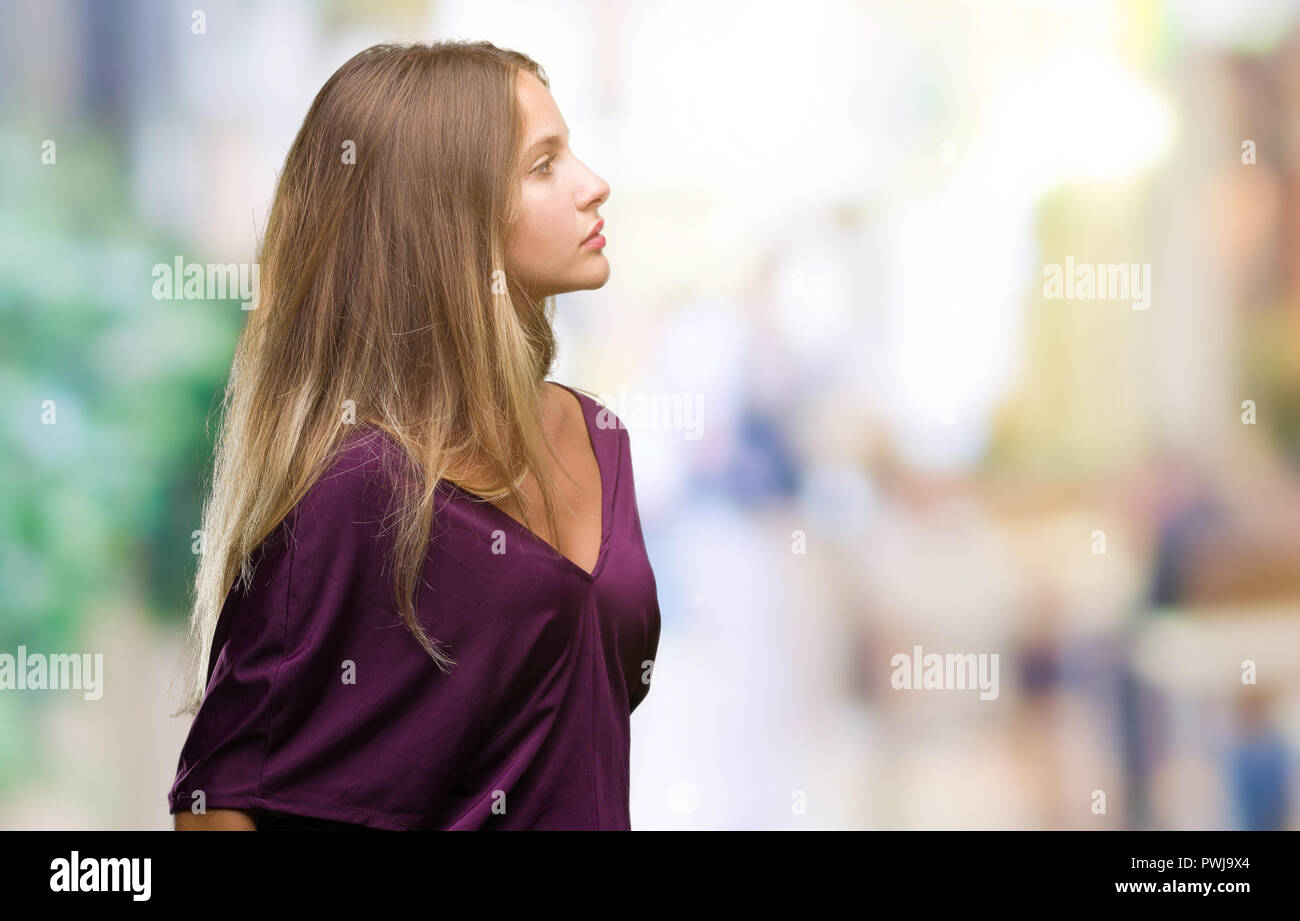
[3, 0, 1300, 829]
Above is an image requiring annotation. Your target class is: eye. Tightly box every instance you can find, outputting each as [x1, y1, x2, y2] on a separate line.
[533, 155, 556, 176]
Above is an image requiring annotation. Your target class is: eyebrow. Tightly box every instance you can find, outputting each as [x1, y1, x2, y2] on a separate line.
[523, 131, 569, 159]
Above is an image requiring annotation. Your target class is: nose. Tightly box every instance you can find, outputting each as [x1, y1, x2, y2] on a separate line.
[580, 163, 610, 210]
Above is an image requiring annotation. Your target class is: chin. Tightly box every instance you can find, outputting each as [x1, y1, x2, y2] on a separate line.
[570, 267, 611, 293]
[539, 259, 611, 297]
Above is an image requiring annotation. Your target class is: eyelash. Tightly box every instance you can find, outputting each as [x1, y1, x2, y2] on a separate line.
[533, 155, 556, 176]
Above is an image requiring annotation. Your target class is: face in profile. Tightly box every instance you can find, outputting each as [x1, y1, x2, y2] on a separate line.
[506, 70, 612, 302]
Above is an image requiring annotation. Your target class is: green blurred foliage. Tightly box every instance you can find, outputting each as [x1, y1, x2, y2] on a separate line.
[0, 121, 245, 675]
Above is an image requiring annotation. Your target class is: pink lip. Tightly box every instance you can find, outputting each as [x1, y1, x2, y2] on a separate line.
[582, 219, 605, 248]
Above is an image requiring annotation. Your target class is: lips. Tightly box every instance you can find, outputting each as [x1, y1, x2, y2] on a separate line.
[582, 219, 604, 244]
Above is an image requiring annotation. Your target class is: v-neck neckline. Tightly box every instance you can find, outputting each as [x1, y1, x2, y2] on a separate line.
[444, 381, 611, 583]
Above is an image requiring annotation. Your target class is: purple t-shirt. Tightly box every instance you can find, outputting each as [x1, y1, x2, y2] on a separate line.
[168, 384, 661, 830]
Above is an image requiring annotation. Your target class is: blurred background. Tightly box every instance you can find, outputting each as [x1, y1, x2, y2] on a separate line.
[3, 0, 1300, 830]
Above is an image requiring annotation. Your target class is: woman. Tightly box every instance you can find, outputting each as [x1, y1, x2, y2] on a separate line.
[167, 40, 661, 830]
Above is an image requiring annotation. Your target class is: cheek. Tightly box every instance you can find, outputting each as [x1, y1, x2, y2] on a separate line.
[511, 180, 585, 287]
[516, 197, 565, 262]
[507, 212, 539, 269]
[527, 184, 569, 238]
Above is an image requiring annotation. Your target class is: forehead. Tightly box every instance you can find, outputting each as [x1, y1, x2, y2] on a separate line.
[516, 70, 566, 138]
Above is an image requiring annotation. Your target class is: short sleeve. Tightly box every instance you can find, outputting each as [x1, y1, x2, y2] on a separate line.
[167, 434, 503, 830]
[167, 519, 295, 818]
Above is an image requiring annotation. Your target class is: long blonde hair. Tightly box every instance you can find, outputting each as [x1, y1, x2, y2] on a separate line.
[171, 40, 571, 718]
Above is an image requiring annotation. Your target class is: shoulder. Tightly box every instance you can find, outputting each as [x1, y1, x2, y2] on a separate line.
[292, 427, 408, 536]
[546, 381, 628, 443]
[590, 395, 631, 453]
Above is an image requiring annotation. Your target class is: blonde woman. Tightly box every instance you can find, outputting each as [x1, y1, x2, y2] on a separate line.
[167, 40, 661, 830]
